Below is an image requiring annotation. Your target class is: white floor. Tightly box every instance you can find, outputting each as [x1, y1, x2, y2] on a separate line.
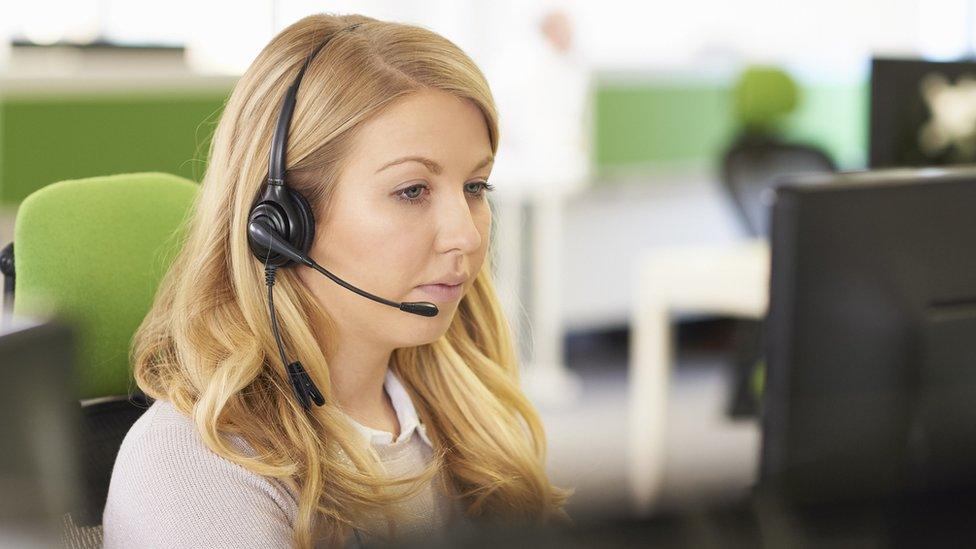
[538, 349, 760, 520]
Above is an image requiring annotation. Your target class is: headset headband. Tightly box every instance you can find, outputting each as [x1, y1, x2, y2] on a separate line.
[267, 22, 363, 186]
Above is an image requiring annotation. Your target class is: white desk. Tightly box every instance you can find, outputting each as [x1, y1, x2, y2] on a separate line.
[629, 239, 770, 513]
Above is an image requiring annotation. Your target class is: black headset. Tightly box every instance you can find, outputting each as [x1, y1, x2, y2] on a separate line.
[246, 23, 439, 411]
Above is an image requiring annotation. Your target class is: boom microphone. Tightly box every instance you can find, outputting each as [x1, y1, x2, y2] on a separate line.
[248, 219, 439, 318]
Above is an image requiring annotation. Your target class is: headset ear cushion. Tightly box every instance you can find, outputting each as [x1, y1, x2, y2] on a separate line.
[287, 187, 316, 257]
[247, 186, 317, 268]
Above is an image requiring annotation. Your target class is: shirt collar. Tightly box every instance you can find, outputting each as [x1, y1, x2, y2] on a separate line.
[344, 369, 433, 448]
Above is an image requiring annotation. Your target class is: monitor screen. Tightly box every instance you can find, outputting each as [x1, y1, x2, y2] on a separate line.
[870, 58, 976, 168]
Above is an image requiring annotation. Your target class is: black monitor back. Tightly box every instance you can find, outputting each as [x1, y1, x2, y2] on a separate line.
[870, 57, 976, 168]
[761, 166, 976, 504]
[0, 318, 81, 542]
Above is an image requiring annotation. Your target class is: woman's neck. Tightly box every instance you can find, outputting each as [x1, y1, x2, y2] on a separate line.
[327, 338, 400, 437]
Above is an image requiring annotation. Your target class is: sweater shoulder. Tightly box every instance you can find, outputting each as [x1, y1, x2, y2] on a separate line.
[111, 399, 263, 478]
[102, 400, 298, 548]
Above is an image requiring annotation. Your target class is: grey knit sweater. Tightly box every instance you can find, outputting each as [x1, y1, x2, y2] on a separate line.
[102, 372, 461, 548]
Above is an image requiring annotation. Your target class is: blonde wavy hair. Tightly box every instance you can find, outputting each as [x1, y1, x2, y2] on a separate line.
[132, 12, 570, 548]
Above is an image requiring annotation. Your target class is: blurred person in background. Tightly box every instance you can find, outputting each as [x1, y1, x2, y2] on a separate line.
[489, 6, 592, 194]
[486, 4, 593, 402]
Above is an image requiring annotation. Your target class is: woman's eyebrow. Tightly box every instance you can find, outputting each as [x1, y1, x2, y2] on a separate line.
[374, 155, 494, 175]
[472, 155, 494, 173]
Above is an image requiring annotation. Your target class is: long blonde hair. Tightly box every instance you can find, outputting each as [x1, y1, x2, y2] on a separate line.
[132, 12, 569, 547]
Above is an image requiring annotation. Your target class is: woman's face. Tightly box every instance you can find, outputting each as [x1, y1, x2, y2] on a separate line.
[299, 88, 494, 351]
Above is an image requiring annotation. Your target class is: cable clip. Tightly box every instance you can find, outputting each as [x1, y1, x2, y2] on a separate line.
[287, 361, 325, 410]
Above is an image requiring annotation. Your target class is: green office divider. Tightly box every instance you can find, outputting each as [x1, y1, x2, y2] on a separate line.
[593, 76, 869, 174]
[0, 91, 229, 205]
[595, 82, 735, 170]
[0, 76, 867, 206]
[780, 82, 869, 169]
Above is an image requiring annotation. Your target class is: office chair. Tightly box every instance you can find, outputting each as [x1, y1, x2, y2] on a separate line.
[720, 140, 836, 418]
[3, 172, 198, 539]
[722, 66, 838, 238]
[720, 67, 837, 418]
[721, 136, 837, 237]
[719, 139, 837, 419]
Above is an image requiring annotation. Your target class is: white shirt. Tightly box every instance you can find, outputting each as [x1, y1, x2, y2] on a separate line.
[343, 369, 433, 448]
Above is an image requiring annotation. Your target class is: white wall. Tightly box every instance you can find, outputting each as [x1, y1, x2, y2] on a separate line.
[6, 1, 976, 77]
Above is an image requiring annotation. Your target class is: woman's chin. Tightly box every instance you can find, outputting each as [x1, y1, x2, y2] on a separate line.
[391, 315, 454, 347]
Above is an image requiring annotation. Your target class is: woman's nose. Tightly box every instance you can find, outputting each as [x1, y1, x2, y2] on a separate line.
[435, 192, 484, 255]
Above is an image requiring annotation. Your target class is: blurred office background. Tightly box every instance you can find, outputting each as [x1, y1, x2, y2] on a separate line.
[4, 0, 976, 538]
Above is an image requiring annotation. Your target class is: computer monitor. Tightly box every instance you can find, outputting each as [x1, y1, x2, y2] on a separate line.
[760, 166, 976, 504]
[0, 316, 81, 545]
[870, 57, 976, 168]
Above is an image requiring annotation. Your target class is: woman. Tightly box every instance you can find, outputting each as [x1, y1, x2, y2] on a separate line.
[102, 12, 570, 549]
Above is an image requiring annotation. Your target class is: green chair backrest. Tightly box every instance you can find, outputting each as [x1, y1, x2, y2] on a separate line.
[732, 66, 799, 132]
[13, 172, 198, 399]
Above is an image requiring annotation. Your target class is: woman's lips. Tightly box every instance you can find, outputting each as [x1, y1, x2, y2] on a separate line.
[415, 283, 463, 302]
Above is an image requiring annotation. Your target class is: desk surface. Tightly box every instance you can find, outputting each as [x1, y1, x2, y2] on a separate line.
[630, 239, 769, 513]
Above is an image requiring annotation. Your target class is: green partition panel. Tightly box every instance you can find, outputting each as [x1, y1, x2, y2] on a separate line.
[781, 82, 870, 169]
[0, 76, 867, 205]
[594, 81, 736, 170]
[594, 76, 869, 175]
[0, 91, 229, 204]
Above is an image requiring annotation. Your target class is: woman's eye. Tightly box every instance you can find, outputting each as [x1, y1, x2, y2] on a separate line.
[396, 181, 495, 205]
[403, 185, 425, 199]
[394, 183, 430, 206]
[466, 181, 495, 196]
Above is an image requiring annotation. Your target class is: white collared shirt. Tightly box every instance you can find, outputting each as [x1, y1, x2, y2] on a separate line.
[344, 369, 433, 448]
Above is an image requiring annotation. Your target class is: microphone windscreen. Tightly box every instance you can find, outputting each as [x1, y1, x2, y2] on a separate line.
[399, 301, 439, 317]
